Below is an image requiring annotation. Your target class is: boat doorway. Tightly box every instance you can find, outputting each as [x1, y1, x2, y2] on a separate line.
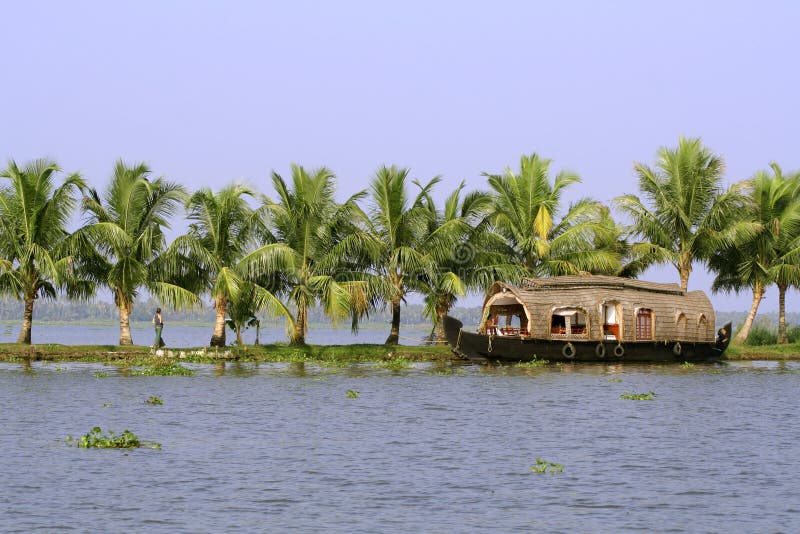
[603, 302, 621, 341]
[482, 290, 531, 337]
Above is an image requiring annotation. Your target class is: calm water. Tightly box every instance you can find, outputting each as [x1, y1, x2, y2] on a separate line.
[1, 360, 799, 532]
[0, 322, 432, 347]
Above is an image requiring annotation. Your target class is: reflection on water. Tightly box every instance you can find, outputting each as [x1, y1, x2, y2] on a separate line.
[1, 361, 799, 532]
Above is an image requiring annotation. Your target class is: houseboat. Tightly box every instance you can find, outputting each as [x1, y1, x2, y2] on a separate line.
[444, 275, 732, 363]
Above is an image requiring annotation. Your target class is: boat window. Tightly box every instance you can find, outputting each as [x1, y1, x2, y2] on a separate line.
[551, 314, 567, 334]
[677, 313, 688, 338]
[486, 301, 529, 337]
[550, 308, 588, 338]
[636, 308, 653, 340]
[698, 314, 708, 339]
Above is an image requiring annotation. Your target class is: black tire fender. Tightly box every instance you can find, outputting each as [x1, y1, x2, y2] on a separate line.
[562, 342, 576, 359]
[613, 344, 625, 358]
[595, 343, 606, 358]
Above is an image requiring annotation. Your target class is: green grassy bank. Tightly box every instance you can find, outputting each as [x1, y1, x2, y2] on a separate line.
[0, 342, 457, 364]
[0, 341, 798, 364]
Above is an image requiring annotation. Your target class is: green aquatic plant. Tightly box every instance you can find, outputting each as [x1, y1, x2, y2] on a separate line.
[67, 427, 160, 449]
[680, 361, 695, 368]
[345, 389, 359, 399]
[378, 356, 412, 370]
[145, 395, 163, 405]
[530, 458, 565, 474]
[432, 365, 464, 375]
[515, 357, 549, 368]
[620, 391, 656, 400]
[132, 363, 193, 376]
[316, 357, 351, 369]
[101, 403, 112, 408]
[93, 371, 110, 378]
[607, 377, 622, 382]
[54, 366, 66, 371]
[285, 351, 309, 363]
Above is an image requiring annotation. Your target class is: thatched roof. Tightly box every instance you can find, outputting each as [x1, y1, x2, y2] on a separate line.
[520, 275, 684, 296]
[484, 275, 715, 342]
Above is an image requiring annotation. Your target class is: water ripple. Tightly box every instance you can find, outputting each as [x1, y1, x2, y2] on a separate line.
[1, 362, 799, 532]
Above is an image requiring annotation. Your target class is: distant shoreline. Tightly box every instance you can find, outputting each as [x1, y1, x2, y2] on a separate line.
[0, 319, 436, 330]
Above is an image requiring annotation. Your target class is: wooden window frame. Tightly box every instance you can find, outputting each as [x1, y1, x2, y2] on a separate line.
[635, 308, 654, 340]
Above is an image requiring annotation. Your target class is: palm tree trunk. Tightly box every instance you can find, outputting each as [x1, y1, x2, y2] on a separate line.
[385, 295, 401, 345]
[291, 302, 307, 346]
[778, 283, 788, 344]
[678, 255, 692, 293]
[235, 326, 243, 346]
[435, 304, 448, 343]
[734, 283, 765, 343]
[210, 295, 227, 347]
[17, 288, 35, 344]
[119, 295, 134, 345]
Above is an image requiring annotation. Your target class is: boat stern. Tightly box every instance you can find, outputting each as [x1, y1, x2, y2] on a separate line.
[444, 315, 465, 352]
[715, 322, 732, 355]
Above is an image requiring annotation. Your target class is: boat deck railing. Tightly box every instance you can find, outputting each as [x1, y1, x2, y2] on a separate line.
[550, 331, 590, 340]
[485, 327, 529, 337]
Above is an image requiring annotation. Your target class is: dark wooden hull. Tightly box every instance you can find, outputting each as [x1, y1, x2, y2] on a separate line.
[444, 316, 732, 363]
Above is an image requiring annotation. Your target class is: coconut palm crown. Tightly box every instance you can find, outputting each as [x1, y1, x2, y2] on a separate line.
[711, 163, 800, 343]
[261, 164, 379, 345]
[615, 137, 749, 292]
[365, 165, 440, 345]
[167, 183, 291, 347]
[485, 153, 620, 277]
[414, 181, 527, 341]
[0, 159, 90, 344]
[77, 160, 198, 345]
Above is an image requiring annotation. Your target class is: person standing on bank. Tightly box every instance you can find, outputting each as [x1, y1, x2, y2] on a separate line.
[152, 308, 165, 349]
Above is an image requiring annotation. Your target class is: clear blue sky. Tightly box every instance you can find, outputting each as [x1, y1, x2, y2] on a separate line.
[2, 1, 798, 312]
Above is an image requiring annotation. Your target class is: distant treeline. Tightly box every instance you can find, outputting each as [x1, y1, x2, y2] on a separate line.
[2, 295, 794, 332]
[0, 296, 483, 326]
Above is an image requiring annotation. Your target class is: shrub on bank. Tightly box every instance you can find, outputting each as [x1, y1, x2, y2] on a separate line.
[745, 325, 778, 346]
[744, 324, 800, 346]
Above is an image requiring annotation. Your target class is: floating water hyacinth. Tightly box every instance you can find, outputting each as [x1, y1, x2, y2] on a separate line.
[620, 391, 656, 400]
[530, 458, 565, 474]
[514, 357, 549, 368]
[67, 427, 160, 449]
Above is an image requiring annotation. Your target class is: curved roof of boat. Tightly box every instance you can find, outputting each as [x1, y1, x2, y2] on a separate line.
[519, 275, 685, 295]
[485, 275, 693, 308]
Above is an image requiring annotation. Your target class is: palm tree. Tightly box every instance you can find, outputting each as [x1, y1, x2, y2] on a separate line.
[167, 184, 291, 347]
[262, 164, 378, 345]
[224, 281, 261, 346]
[415, 182, 526, 342]
[365, 165, 440, 345]
[615, 137, 748, 292]
[78, 160, 198, 345]
[0, 159, 89, 344]
[485, 153, 620, 277]
[712, 164, 800, 343]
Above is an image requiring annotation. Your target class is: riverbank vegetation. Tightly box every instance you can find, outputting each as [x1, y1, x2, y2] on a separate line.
[1, 340, 797, 363]
[1, 137, 798, 347]
[0, 342, 457, 364]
